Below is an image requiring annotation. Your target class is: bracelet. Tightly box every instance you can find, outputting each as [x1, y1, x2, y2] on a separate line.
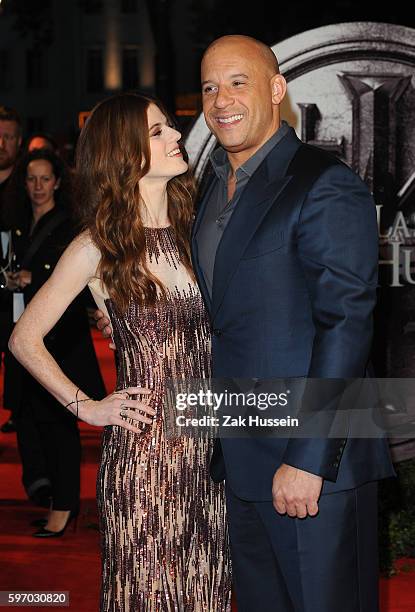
[76, 387, 81, 419]
[64, 388, 93, 418]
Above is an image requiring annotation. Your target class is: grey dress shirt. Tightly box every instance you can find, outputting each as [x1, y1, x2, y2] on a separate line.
[196, 121, 291, 298]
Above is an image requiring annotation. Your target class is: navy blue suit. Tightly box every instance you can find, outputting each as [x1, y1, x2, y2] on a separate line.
[192, 128, 394, 611]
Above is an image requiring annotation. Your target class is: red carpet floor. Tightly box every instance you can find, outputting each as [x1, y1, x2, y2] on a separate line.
[0, 329, 414, 611]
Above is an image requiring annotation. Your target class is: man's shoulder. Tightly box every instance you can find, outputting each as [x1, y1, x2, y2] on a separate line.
[288, 143, 368, 200]
[288, 142, 345, 178]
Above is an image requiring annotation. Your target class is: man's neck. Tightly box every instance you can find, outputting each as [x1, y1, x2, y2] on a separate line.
[0, 166, 13, 185]
[226, 121, 281, 173]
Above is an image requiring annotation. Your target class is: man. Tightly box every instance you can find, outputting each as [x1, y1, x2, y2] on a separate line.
[194, 35, 395, 611]
[0, 106, 22, 433]
[0, 105, 21, 222]
[97, 36, 394, 611]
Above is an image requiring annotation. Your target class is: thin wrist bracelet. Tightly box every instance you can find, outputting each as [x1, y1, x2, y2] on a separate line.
[64, 388, 93, 418]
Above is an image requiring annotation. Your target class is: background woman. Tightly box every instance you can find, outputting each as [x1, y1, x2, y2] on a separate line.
[9, 95, 231, 610]
[5, 148, 105, 533]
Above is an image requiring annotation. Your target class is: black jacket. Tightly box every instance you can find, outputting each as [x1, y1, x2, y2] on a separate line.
[4, 206, 106, 420]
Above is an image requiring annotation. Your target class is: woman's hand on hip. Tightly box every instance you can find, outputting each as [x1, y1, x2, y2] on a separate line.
[79, 386, 156, 432]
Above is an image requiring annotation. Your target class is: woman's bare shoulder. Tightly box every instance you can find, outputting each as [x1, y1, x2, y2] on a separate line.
[64, 230, 101, 277]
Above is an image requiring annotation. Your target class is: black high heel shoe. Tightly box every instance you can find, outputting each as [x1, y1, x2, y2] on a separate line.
[32, 511, 79, 538]
[30, 509, 78, 529]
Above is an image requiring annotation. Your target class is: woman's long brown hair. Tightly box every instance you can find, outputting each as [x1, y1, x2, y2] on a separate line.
[75, 93, 195, 313]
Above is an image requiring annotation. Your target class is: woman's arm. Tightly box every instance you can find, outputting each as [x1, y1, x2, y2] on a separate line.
[9, 233, 155, 431]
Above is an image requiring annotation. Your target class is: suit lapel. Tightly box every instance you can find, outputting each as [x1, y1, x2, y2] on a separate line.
[211, 162, 292, 320]
[192, 127, 302, 320]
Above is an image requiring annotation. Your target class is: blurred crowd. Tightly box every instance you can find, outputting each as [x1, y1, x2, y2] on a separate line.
[0, 105, 106, 535]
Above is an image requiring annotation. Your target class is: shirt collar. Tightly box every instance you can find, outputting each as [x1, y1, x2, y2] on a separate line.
[210, 121, 291, 182]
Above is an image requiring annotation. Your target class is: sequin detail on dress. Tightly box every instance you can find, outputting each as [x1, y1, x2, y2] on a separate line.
[96, 227, 231, 611]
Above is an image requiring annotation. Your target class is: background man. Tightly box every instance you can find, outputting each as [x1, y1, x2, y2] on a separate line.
[0, 106, 22, 433]
[0, 105, 21, 220]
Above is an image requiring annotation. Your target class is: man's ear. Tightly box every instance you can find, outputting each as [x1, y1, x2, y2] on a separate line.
[271, 74, 287, 105]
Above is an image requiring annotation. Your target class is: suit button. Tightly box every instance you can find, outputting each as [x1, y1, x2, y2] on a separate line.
[213, 328, 222, 337]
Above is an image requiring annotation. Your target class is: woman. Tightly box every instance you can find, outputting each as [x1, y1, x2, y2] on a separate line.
[10, 94, 231, 610]
[4, 148, 106, 532]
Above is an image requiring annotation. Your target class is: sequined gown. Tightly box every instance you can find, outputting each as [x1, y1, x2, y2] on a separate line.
[95, 227, 231, 612]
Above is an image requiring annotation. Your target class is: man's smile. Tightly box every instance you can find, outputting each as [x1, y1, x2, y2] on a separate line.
[214, 114, 244, 127]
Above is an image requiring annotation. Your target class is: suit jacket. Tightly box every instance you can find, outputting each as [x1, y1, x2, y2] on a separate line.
[192, 128, 395, 500]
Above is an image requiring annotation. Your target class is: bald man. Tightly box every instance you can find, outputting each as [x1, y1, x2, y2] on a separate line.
[95, 34, 394, 610]
[191, 35, 394, 611]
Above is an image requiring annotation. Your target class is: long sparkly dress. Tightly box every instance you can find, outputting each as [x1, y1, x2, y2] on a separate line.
[95, 227, 231, 612]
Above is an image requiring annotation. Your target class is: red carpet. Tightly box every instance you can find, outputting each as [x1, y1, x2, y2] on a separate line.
[0, 329, 414, 611]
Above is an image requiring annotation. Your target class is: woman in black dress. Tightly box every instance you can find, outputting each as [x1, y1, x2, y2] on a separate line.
[4, 148, 106, 536]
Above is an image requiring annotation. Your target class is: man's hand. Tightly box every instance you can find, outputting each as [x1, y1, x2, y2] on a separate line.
[94, 309, 115, 349]
[272, 463, 323, 518]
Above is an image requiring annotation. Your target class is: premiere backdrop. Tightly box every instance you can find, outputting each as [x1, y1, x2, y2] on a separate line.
[185, 21, 415, 462]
